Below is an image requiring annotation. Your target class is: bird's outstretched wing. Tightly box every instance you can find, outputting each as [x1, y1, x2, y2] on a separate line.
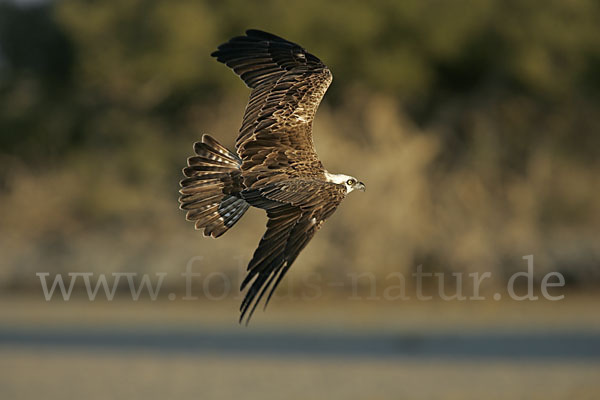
[238, 179, 346, 324]
[211, 29, 333, 188]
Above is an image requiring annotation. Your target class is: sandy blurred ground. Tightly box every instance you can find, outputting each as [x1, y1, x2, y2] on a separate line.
[1, 294, 599, 399]
[1, 348, 599, 400]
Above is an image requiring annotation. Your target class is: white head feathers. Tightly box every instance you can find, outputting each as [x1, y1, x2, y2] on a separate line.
[324, 172, 365, 193]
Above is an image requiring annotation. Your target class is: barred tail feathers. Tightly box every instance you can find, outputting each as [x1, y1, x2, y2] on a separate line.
[179, 134, 249, 238]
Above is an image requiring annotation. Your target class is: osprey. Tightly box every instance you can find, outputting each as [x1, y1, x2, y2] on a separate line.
[179, 30, 365, 323]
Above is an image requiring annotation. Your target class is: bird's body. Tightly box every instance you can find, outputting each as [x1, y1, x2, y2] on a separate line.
[179, 30, 364, 323]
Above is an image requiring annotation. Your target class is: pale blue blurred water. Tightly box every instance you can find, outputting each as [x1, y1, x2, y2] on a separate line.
[2, 327, 599, 360]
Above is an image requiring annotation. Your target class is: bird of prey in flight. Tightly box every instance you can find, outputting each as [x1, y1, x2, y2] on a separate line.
[179, 29, 365, 324]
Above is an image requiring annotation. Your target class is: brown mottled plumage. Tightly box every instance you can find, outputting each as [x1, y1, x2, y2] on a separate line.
[179, 30, 365, 324]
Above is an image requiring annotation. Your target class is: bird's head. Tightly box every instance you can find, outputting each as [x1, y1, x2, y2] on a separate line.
[324, 172, 366, 193]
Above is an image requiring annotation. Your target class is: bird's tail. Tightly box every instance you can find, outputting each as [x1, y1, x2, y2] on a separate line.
[179, 134, 250, 238]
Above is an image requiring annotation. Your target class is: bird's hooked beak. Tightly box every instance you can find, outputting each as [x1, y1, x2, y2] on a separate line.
[356, 181, 366, 192]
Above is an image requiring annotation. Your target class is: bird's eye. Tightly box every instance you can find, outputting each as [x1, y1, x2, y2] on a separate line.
[346, 179, 356, 185]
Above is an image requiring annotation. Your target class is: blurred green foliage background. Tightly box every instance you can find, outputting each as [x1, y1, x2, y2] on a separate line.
[1, 0, 599, 292]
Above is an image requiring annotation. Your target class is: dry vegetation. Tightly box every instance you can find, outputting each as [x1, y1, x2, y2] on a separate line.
[1, 94, 598, 292]
[1, 0, 599, 291]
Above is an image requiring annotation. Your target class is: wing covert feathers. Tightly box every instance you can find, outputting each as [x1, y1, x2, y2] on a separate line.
[212, 29, 332, 186]
[238, 180, 346, 324]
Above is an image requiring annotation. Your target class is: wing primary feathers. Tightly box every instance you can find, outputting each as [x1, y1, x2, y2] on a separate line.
[240, 267, 280, 325]
[263, 263, 291, 310]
